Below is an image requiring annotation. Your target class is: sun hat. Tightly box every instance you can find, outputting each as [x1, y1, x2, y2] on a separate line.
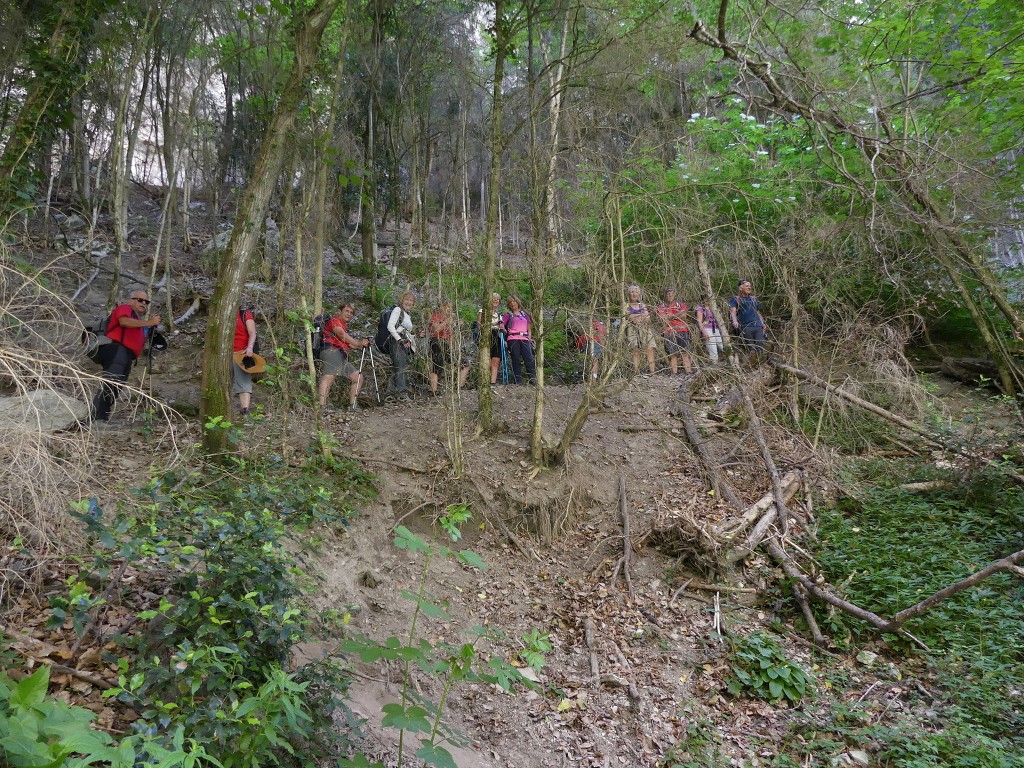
[232, 351, 267, 374]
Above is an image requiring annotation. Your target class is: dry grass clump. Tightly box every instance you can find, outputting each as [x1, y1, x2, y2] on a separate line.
[0, 253, 181, 602]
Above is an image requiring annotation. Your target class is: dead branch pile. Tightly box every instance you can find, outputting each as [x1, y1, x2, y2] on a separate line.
[650, 359, 1024, 646]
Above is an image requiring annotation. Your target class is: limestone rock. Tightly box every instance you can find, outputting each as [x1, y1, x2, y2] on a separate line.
[0, 390, 89, 432]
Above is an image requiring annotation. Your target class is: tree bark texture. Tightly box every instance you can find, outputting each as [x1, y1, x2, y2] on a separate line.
[200, 0, 341, 453]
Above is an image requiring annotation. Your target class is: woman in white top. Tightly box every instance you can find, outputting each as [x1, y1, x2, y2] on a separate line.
[385, 291, 416, 402]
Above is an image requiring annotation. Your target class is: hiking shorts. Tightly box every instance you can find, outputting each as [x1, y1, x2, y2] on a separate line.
[321, 346, 356, 377]
[663, 331, 690, 356]
[232, 359, 253, 394]
[626, 323, 657, 350]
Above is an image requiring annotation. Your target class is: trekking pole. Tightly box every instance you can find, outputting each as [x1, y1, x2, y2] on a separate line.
[499, 333, 510, 384]
[368, 342, 385, 403]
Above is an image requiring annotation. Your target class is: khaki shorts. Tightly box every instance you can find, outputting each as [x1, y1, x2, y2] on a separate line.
[321, 346, 356, 377]
[626, 323, 658, 350]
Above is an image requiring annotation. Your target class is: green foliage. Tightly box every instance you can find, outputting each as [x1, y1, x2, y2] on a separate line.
[0, 664, 214, 768]
[816, 464, 1024, 738]
[725, 631, 813, 703]
[342, 520, 540, 768]
[59, 453, 376, 767]
[659, 719, 727, 768]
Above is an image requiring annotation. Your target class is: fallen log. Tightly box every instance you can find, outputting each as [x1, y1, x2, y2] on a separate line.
[671, 376, 744, 509]
[713, 364, 774, 419]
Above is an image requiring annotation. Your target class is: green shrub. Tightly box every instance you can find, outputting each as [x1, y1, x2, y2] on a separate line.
[725, 631, 813, 703]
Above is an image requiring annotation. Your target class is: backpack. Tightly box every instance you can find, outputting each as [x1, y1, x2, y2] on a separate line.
[374, 306, 400, 353]
[310, 313, 328, 358]
[81, 314, 113, 363]
[239, 307, 260, 354]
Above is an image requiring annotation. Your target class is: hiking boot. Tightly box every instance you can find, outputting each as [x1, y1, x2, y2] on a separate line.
[397, 392, 411, 403]
[384, 394, 396, 404]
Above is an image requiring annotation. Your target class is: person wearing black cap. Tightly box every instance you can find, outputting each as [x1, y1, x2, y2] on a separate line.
[728, 279, 767, 355]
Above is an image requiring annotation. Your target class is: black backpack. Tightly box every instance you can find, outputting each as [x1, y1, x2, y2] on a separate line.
[239, 307, 260, 354]
[310, 313, 328, 358]
[374, 306, 400, 353]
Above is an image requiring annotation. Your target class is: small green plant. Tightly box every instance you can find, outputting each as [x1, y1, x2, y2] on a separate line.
[342, 522, 539, 768]
[0, 664, 212, 768]
[660, 719, 727, 768]
[725, 631, 812, 703]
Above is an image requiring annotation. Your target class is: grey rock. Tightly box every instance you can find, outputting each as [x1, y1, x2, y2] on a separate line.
[0, 390, 89, 432]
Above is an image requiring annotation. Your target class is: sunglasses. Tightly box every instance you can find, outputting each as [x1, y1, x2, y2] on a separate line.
[133, 298, 152, 304]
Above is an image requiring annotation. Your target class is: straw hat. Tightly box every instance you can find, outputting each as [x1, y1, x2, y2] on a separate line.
[232, 351, 267, 374]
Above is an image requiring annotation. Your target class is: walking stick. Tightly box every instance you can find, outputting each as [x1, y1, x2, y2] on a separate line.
[499, 333, 510, 384]
[360, 345, 382, 403]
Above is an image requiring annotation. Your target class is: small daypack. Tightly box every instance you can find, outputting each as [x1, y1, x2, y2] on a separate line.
[239, 307, 260, 354]
[81, 314, 113, 363]
[374, 306, 400, 353]
[310, 313, 328, 358]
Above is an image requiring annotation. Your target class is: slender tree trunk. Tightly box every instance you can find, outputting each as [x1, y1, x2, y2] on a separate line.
[477, 0, 511, 432]
[200, 0, 341, 454]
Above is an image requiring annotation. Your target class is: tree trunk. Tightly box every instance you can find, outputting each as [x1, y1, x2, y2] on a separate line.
[200, 0, 341, 454]
[476, 0, 512, 433]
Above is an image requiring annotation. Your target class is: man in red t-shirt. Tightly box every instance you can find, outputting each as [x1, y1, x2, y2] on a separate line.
[317, 303, 370, 412]
[233, 307, 257, 415]
[656, 288, 692, 375]
[91, 290, 161, 423]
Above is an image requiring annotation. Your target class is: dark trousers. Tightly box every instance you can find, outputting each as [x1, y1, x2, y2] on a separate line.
[739, 325, 767, 354]
[91, 342, 136, 421]
[387, 339, 411, 394]
[507, 339, 536, 384]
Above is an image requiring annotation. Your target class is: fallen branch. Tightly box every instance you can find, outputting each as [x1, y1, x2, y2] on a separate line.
[609, 476, 636, 598]
[897, 480, 954, 493]
[584, 617, 601, 681]
[775, 362, 1024, 484]
[608, 639, 640, 700]
[671, 376, 744, 509]
[172, 295, 202, 326]
[734, 360, 792, 534]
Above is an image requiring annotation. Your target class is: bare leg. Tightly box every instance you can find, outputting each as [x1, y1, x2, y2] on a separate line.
[429, 371, 439, 394]
[490, 357, 499, 383]
[646, 346, 656, 374]
[239, 392, 251, 410]
[318, 374, 336, 406]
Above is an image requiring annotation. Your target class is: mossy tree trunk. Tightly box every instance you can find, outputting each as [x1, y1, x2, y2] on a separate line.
[200, 0, 341, 454]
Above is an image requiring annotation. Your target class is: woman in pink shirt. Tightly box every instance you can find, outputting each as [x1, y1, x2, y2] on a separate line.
[500, 296, 536, 385]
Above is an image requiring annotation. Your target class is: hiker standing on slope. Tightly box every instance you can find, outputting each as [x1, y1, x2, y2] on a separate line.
[91, 289, 161, 424]
[231, 305, 259, 416]
[477, 292, 505, 385]
[385, 292, 417, 403]
[319, 303, 370, 412]
[500, 296, 536, 385]
[624, 284, 657, 378]
[656, 287, 693, 375]
[729, 279, 768, 357]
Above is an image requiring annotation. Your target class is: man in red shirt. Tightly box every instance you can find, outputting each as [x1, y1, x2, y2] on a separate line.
[233, 306, 258, 416]
[656, 288, 692, 375]
[91, 290, 161, 423]
[317, 303, 369, 412]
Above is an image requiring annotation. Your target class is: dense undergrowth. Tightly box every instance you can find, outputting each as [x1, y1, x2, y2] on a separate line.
[803, 463, 1024, 767]
[2, 426, 377, 767]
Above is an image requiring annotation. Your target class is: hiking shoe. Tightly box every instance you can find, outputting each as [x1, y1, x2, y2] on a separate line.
[384, 394, 396, 404]
[397, 393, 411, 403]
[348, 402, 360, 411]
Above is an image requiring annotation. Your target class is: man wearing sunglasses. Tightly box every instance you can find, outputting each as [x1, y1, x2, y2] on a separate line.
[91, 289, 161, 423]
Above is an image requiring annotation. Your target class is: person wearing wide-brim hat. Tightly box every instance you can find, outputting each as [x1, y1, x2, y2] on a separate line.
[232, 350, 267, 374]
[232, 307, 259, 416]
